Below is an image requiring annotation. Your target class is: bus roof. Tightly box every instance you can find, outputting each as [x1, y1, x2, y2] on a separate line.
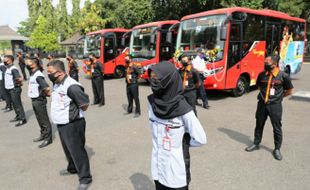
[132, 20, 179, 30]
[87, 28, 130, 35]
[181, 7, 305, 23]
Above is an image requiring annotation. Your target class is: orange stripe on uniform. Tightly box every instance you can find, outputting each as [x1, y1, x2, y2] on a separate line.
[264, 74, 273, 103]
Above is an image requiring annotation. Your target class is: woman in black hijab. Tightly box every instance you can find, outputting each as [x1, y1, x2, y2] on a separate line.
[147, 61, 207, 190]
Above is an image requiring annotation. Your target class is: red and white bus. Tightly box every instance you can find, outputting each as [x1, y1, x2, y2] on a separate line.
[83, 28, 130, 78]
[128, 20, 179, 79]
[173, 7, 306, 96]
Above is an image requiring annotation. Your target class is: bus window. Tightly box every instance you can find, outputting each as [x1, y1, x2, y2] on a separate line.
[104, 37, 116, 62]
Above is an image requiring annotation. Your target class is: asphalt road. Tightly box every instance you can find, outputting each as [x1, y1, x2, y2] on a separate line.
[0, 61, 309, 190]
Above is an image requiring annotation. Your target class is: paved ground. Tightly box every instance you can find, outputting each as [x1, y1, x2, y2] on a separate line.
[0, 61, 309, 190]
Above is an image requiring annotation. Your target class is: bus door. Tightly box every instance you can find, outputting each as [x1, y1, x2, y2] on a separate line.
[265, 22, 281, 56]
[226, 22, 243, 89]
[103, 32, 117, 74]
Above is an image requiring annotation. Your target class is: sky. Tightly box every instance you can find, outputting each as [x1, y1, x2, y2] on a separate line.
[0, 0, 93, 31]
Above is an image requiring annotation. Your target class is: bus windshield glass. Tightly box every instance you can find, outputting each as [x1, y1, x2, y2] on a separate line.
[84, 34, 102, 57]
[176, 14, 227, 62]
[129, 27, 157, 59]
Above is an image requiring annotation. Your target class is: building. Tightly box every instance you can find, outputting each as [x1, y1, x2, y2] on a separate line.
[0, 25, 28, 56]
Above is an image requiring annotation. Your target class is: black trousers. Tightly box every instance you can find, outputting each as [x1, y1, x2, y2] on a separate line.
[0, 79, 5, 100]
[91, 76, 105, 105]
[9, 87, 25, 120]
[19, 63, 27, 80]
[32, 97, 52, 141]
[126, 84, 140, 114]
[1, 80, 12, 108]
[254, 101, 283, 149]
[197, 74, 208, 106]
[58, 119, 92, 184]
[184, 90, 197, 116]
[154, 181, 188, 190]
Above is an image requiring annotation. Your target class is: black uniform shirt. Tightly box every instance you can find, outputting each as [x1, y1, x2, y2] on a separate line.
[256, 68, 293, 104]
[0, 63, 6, 80]
[67, 81, 89, 122]
[69, 61, 79, 76]
[92, 61, 104, 78]
[179, 65, 200, 92]
[126, 63, 140, 85]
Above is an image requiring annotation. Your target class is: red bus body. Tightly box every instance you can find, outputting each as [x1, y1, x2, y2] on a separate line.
[129, 20, 179, 79]
[83, 28, 130, 78]
[177, 7, 306, 95]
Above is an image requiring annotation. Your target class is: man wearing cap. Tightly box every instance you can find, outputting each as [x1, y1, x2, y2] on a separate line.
[245, 56, 294, 161]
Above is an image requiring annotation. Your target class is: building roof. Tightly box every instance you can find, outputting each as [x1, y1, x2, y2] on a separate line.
[60, 32, 84, 45]
[0, 25, 28, 41]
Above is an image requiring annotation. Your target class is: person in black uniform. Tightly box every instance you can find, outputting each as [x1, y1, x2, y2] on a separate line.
[4, 55, 27, 127]
[26, 58, 53, 148]
[179, 54, 200, 116]
[47, 60, 92, 190]
[245, 56, 294, 161]
[0, 58, 13, 111]
[17, 52, 27, 80]
[89, 53, 105, 106]
[67, 54, 79, 81]
[125, 55, 141, 118]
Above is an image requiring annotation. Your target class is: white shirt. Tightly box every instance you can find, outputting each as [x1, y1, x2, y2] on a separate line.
[148, 101, 207, 188]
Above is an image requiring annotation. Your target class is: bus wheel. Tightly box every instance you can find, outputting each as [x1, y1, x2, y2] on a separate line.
[232, 76, 248, 97]
[284, 66, 291, 77]
[114, 66, 125, 78]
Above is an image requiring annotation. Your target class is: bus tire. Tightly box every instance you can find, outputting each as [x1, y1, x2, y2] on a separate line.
[232, 76, 248, 97]
[114, 66, 125, 78]
[284, 66, 291, 77]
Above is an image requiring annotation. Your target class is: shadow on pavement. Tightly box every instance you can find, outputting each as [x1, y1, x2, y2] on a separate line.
[218, 127, 273, 153]
[25, 109, 34, 120]
[130, 173, 155, 190]
[86, 145, 95, 159]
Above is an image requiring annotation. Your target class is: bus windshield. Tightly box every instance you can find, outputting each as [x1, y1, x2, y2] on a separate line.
[176, 14, 227, 62]
[129, 27, 157, 59]
[84, 34, 102, 57]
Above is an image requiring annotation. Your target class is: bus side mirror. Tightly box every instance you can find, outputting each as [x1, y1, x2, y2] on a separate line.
[220, 26, 227, 40]
[150, 34, 156, 44]
[166, 32, 172, 44]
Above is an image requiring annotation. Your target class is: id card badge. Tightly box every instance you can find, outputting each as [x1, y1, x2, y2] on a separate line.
[127, 74, 132, 79]
[59, 95, 65, 110]
[270, 88, 275, 96]
[163, 136, 171, 151]
[185, 80, 189, 87]
[91, 68, 94, 73]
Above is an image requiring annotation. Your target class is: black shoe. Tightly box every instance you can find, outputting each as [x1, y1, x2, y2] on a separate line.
[77, 183, 92, 190]
[59, 169, 78, 176]
[15, 119, 27, 127]
[134, 113, 141, 118]
[203, 104, 210, 109]
[38, 140, 52, 148]
[10, 118, 19, 122]
[33, 136, 45, 142]
[273, 149, 282, 160]
[4, 108, 13, 112]
[245, 144, 260, 152]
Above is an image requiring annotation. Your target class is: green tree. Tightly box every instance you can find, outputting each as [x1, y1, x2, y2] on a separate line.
[18, 0, 41, 37]
[70, 0, 81, 31]
[0, 41, 12, 54]
[26, 15, 60, 52]
[40, 0, 56, 30]
[78, 0, 112, 34]
[220, 0, 263, 9]
[56, 0, 70, 41]
[112, 0, 154, 28]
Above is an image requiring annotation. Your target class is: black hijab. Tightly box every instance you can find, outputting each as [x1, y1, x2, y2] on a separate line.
[148, 61, 192, 119]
